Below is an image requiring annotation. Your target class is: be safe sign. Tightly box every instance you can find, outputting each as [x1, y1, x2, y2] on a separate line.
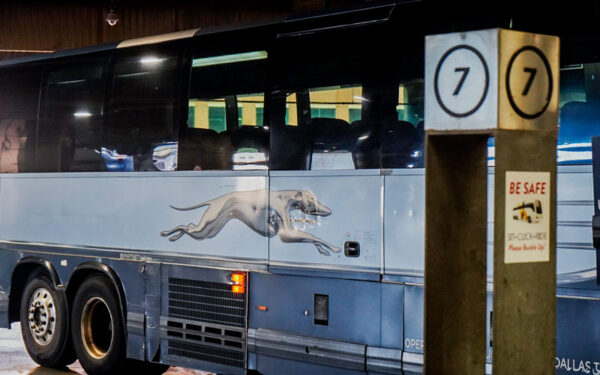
[425, 29, 559, 132]
[505, 171, 550, 263]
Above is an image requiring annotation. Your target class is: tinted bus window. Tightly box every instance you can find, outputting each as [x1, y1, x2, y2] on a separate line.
[557, 63, 599, 164]
[383, 80, 424, 169]
[180, 51, 268, 171]
[270, 43, 423, 171]
[0, 67, 39, 173]
[37, 59, 107, 172]
[105, 51, 180, 172]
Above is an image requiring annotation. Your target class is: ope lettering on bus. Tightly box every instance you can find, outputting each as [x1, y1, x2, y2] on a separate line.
[509, 181, 547, 195]
[404, 338, 424, 350]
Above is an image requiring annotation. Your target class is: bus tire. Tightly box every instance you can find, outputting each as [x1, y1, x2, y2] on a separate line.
[19, 269, 76, 368]
[71, 275, 126, 375]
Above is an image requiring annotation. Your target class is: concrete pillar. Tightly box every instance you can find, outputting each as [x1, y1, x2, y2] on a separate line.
[424, 134, 489, 374]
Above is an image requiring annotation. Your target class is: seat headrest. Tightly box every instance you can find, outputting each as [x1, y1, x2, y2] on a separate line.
[183, 127, 218, 138]
[306, 118, 350, 136]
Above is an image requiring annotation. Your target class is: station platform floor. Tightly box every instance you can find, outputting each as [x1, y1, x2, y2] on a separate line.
[0, 324, 212, 375]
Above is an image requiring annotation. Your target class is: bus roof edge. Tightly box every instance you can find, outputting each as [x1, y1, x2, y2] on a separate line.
[117, 28, 200, 49]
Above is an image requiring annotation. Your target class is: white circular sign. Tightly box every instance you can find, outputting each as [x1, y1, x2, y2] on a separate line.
[434, 45, 489, 118]
[505, 46, 553, 119]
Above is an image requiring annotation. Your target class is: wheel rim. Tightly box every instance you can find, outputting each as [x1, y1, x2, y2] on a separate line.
[81, 297, 113, 359]
[27, 288, 57, 346]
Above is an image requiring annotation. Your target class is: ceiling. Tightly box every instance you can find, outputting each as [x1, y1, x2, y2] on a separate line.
[0, 0, 368, 60]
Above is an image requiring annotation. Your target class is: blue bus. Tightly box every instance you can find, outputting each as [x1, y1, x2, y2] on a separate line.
[0, 2, 597, 374]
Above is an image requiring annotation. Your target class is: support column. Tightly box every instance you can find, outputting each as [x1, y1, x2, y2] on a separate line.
[492, 129, 557, 375]
[424, 134, 489, 374]
[424, 28, 558, 375]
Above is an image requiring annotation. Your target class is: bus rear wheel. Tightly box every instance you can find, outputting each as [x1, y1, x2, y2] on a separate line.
[71, 275, 126, 375]
[19, 269, 76, 368]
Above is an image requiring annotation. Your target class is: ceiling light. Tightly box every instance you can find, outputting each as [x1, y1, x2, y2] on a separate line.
[106, 9, 119, 26]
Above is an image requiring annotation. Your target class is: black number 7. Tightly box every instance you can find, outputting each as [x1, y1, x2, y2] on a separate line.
[522, 67, 537, 96]
[453, 67, 470, 96]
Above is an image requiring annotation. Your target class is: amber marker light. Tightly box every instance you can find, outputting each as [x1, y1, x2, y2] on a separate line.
[232, 285, 245, 294]
[257, 305, 268, 311]
[231, 272, 246, 294]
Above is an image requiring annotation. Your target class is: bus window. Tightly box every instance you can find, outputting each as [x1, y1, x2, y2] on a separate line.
[37, 59, 107, 172]
[269, 31, 426, 171]
[104, 50, 180, 172]
[381, 79, 424, 169]
[557, 63, 600, 164]
[180, 50, 268, 171]
[271, 84, 370, 171]
[0, 68, 39, 173]
[306, 86, 361, 170]
[270, 80, 424, 171]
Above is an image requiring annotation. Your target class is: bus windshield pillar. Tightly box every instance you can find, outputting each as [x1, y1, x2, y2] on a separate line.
[424, 29, 559, 375]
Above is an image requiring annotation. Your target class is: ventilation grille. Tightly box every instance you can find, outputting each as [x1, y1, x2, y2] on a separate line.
[162, 317, 246, 368]
[168, 277, 246, 327]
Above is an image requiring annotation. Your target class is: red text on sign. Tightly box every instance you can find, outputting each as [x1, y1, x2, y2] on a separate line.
[509, 181, 546, 195]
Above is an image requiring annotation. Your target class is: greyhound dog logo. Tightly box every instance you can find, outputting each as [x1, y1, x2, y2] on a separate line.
[160, 189, 341, 256]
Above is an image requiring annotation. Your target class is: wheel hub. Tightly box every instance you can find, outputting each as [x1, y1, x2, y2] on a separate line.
[28, 288, 56, 346]
[81, 297, 113, 359]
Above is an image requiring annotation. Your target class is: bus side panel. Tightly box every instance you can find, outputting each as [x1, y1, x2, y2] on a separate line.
[0, 173, 268, 264]
[249, 272, 381, 344]
[384, 170, 495, 278]
[383, 172, 425, 277]
[401, 287, 493, 373]
[380, 282, 404, 349]
[249, 272, 381, 373]
[0, 249, 19, 328]
[556, 296, 600, 374]
[254, 355, 367, 375]
[556, 166, 597, 289]
[144, 262, 163, 363]
[269, 171, 382, 274]
[403, 285, 424, 355]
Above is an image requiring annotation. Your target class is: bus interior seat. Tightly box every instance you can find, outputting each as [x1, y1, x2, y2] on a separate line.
[306, 117, 355, 169]
[270, 125, 311, 170]
[226, 125, 269, 170]
[559, 101, 600, 144]
[178, 127, 230, 170]
[229, 125, 269, 152]
[350, 119, 380, 169]
[381, 120, 418, 168]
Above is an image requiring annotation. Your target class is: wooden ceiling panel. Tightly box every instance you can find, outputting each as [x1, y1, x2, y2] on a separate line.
[0, 0, 365, 59]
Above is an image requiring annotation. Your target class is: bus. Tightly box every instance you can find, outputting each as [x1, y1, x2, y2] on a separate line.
[0, 1, 598, 374]
[512, 200, 543, 224]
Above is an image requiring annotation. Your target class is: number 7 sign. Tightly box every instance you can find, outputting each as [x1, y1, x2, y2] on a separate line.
[425, 28, 559, 133]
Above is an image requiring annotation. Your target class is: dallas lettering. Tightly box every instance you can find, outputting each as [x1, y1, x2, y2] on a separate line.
[554, 357, 600, 374]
